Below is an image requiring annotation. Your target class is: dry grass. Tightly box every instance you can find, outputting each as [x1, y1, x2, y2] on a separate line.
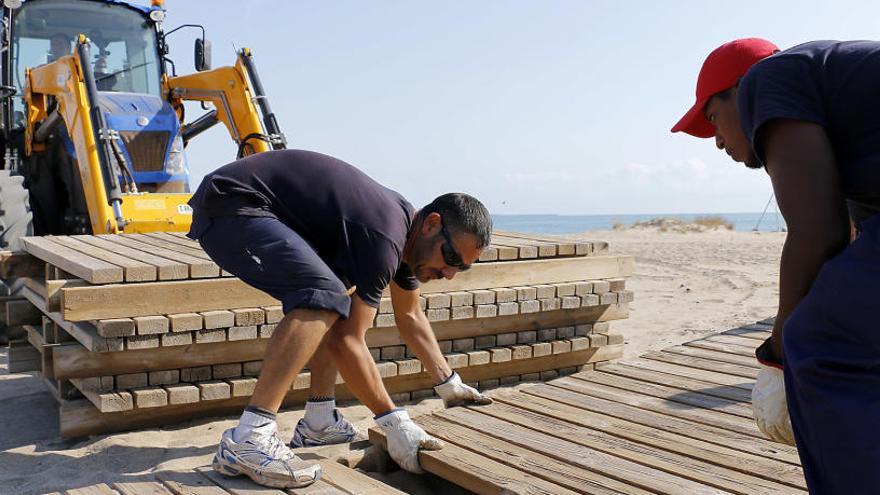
[693, 215, 734, 230]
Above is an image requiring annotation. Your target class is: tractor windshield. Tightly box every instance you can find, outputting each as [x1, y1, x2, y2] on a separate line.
[11, 0, 161, 126]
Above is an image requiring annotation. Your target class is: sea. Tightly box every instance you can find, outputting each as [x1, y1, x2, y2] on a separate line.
[492, 212, 787, 234]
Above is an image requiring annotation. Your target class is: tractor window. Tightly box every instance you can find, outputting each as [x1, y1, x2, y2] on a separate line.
[11, 0, 161, 127]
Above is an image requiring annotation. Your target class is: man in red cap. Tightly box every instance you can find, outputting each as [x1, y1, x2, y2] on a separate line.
[673, 39, 880, 494]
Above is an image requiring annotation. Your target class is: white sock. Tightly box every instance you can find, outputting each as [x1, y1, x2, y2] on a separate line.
[303, 399, 336, 431]
[233, 408, 276, 442]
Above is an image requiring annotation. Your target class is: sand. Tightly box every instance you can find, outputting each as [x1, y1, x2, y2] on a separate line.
[0, 227, 785, 494]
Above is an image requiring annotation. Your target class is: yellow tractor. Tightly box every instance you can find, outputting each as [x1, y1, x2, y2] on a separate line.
[0, 0, 284, 252]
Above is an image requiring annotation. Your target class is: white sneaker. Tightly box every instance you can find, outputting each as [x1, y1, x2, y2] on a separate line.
[290, 409, 359, 448]
[213, 426, 322, 488]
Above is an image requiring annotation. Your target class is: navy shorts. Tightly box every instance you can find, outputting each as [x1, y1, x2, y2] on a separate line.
[783, 213, 880, 494]
[190, 215, 352, 318]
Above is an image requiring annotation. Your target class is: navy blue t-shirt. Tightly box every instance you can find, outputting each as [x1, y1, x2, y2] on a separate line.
[188, 150, 419, 307]
[737, 40, 880, 224]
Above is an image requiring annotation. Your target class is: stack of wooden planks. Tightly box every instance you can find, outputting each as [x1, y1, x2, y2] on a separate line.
[370, 318, 808, 494]
[3, 230, 634, 438]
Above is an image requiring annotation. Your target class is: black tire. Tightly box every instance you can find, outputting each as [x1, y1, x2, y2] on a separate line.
[0, 170, 33, 251]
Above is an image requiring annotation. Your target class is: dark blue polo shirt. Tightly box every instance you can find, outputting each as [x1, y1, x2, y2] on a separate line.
[188, 150, 419, 306]
[737, 40, 880, 224]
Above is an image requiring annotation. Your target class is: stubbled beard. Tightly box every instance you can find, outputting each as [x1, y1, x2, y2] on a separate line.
[744, 151, 763, 170]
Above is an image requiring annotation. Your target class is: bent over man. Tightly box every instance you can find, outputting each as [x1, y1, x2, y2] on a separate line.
[673, 38, 880, 494]
[188, 149, 492, 488]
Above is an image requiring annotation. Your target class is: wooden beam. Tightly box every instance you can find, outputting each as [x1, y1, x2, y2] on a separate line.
[0, 250, 44, 278]
[21, 236, 124, 284]
[385, 255, 633, 295]
[5, 298, 42, 326]
[366, 303, 629, 347]
[62, 278, 278, 321]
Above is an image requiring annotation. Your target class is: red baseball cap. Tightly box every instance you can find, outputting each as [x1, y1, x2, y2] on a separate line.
[671, 38, 779, 138]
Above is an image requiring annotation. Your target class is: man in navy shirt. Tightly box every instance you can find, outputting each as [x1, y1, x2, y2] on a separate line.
[673, 38, 880, 493]
[188, 150, 493, 489]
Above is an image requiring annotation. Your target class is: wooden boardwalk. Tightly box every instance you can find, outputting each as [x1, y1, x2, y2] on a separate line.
[371, 318, 807, 494]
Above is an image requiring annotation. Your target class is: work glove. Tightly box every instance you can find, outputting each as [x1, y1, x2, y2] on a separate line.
[375, 408, 444, 473]
[434, 371, 493, 408]
[752, 337, 796, 446]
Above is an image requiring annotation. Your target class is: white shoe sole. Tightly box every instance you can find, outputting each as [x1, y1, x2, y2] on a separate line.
[212, 454, 322, 489]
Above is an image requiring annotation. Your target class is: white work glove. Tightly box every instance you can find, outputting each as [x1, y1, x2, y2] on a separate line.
[752, 338, 795, 446]
[434, 371, 493, 408]
[375, 408, 444, 473]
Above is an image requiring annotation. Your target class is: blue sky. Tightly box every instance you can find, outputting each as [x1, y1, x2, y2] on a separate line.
[157, 1, 880, 215]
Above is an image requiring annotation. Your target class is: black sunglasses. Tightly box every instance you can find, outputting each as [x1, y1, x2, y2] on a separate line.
[440, 224, 471, 271]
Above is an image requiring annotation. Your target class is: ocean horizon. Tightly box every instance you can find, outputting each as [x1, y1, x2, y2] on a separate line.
[492, 212, 787, 234]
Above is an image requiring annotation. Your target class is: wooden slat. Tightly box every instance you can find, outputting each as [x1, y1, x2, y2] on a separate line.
[385, 254, 634, 295]
[367, 302, 629, 347]
[73, 235, 189, 280]
[493, 233, 559, 257]
[197, 466, 305, 494]
[575, 371, 754, 418]
[99, 235, 219, 278]
[319, 460, 405, 494]
[549, 375, 762, 438]
[369, 426, 580, 495]
[157, 470, 231, 494]
[494, 230, 587, 256]
[56, 341, 613, 438]
[0, 250, 45, 278]
[685, 340, 757, 358]
[416, 414, 654, 495]
[616, 359, 754, 389]
[664, 345, 759, 368]
[486, 238, 539, 259]
[22, 236, 123, 283]
[643, 351, 758, 379]
[522, 381, 801, 465]
[61, 278, 277, 321]
[65, 484, 119, 495]
[489, 392, 806, 490]
[597, 363, 753, 402]
[21, 284, 120, 352]
[5, 297, 42, 326]
[50, 236, 157, 282]
[447, 405, 801, 495]
[113, 480, 174, 495]
[135, 233, 216, 261]
[51, 338, 269, 379]
[435, 406, 743, 495]
[704, 334, 763, 348]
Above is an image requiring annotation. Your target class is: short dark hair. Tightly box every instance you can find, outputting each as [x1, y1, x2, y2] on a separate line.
[421, 193, 492, 249]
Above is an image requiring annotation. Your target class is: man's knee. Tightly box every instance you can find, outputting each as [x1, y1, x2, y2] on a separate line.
[324, 322, 366, 356]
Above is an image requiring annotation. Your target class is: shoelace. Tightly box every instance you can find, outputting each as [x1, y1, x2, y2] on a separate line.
[259, 431, 295, 461]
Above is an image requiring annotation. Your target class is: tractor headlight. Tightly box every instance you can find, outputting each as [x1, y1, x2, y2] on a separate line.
[165, 134, 186, 175]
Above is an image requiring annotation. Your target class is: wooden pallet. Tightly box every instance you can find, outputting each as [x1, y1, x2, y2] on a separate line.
[370, 319, 808, 494]
[19, 232, 610, 285]
[55, 459, 406, 494]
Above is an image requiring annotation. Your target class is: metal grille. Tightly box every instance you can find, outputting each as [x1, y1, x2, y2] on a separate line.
[119, 131, 170, 172]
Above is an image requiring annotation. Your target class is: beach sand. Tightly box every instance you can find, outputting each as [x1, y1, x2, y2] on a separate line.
[0, 227, 785, 494]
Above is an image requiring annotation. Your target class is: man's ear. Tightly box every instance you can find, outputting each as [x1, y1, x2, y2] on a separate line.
[422, 212, 442, 235]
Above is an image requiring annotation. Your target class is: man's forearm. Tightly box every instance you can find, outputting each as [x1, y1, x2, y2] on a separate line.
[773, 230, 848, 359]
[396, 312, 452, 383]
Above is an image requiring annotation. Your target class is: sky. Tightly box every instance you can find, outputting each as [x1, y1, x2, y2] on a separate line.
[153, 1, 880, 215]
